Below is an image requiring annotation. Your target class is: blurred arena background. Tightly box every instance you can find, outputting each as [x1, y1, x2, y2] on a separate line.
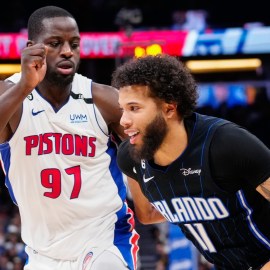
[0, 0, 269, 269]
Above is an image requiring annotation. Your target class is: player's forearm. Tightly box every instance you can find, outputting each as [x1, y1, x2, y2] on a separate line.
[135, 205, 166, 225]
[127, 176, 167, 224]
[0, 82, 27, 134]
[149, 208, 167, 224]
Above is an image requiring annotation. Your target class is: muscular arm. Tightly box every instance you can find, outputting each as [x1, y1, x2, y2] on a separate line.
[117, 140, 166, 224]
[92, 82, 126, 140]
[128, 177, 167, 224]
[0, 43, 47, 143]
[0, 80, 24, 142]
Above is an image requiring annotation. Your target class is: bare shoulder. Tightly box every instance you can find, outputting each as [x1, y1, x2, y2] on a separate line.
[91, 82, 125, 139]
[91, 82, 121, 123]
[92, 82, 119, 100]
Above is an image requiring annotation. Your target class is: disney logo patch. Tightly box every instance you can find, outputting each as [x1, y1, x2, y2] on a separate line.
[180, 168, 201, 176]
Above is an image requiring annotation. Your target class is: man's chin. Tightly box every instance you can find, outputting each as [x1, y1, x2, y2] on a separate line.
[57, 73, 75, 86]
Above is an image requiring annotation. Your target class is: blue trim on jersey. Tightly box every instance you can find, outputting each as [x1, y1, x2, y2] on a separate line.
[35, 88, 69, 113]
[0, 142, 17, 205]
[90, 80, 109, 137]
[237, 190, 270, 248]
[93, 104, 109, 136]
[106, 139, 137, 270]
[199, 118, 223, 196]
[114, 219, 137, 270]
[200, 118, 223, 166]
[106, 140, 127, 202]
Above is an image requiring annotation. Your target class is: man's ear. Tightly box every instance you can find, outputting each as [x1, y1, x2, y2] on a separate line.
[163, 102, 177, 118]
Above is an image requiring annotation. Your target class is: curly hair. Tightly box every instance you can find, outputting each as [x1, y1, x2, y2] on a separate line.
[27, 6, 76, 41]
[111, 54, 198, 118]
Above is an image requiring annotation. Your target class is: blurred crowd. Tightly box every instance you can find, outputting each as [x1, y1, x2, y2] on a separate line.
[196, 84, 270, 148]
[0, 0, 268, 33]
[0, 176, 26, 270]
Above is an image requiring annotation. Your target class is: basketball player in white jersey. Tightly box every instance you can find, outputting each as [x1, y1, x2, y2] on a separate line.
[0, 6, 139, 270]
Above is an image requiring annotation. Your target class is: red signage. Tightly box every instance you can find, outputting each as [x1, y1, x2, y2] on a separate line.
[1, 27, 269, 59]
[0, 30, 189, 59]
[0, 33, 27, 59]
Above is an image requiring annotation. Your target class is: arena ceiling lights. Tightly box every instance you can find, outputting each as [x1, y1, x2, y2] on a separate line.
[0, 64, 21, 74]
[185, 58, 262, 73]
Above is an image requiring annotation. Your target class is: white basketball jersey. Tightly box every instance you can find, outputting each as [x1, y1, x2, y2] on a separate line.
[0, 73, 138, 265]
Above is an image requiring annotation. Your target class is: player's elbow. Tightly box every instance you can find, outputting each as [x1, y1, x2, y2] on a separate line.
[137, 216, 154, 225]
[135, 210, 165, 225]
[135, 212, 154, 225]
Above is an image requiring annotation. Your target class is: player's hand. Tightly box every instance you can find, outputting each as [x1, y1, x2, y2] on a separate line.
[19, 42, 48, 93]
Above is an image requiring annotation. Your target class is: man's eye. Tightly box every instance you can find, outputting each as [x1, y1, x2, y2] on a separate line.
[71, 43, 80, 49]
[130, 106, 139, 111]
[49, 42, 60, 47]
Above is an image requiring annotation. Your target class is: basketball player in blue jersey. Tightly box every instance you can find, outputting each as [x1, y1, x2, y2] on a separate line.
[0, 5, 139, 270]
[112, 54, 270, 270]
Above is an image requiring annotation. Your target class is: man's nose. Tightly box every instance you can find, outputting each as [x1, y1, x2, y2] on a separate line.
[120, 111, 132, 127]
[61, 43, 73, 57]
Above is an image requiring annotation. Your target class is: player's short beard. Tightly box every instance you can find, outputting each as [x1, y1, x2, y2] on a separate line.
[45, 61, 80, 87]
[129, 113, 168, 163]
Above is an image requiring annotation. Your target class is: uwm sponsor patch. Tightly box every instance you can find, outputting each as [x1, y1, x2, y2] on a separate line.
[70, 113, 88, 123]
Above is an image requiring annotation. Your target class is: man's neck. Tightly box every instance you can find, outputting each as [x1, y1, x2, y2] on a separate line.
[154, 120, 187, 166]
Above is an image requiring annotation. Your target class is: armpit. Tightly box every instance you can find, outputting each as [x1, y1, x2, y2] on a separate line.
[0, 123, 13, 143]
